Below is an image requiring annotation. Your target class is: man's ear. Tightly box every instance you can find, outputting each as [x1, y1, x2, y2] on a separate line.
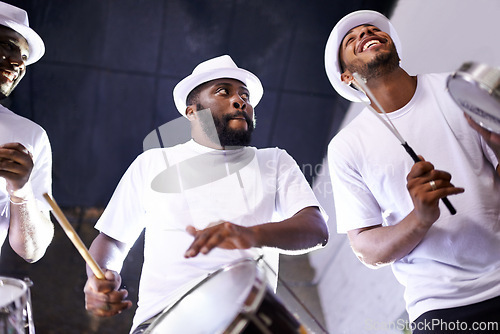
[185, 105, 197, 121]
[341, 70, 354, 86]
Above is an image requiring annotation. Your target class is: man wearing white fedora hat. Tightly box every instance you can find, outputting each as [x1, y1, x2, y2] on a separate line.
[83, 55, 328, 333]
[0, 1, 53, 263]
[325, 10, 500, 333]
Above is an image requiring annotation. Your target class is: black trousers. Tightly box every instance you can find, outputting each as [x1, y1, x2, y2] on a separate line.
[412, 295, 500, 334]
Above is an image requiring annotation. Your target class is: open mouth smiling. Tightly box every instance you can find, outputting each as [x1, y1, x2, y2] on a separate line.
[1, 69, 18, 82]
[363, 40, 380, 51]
[357, 37, 386, 54]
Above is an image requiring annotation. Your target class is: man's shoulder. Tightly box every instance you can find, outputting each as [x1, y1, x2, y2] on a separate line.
[0, 105, 42, 129]
[134, 140, 197, 168]
[254, 146, 282, 153]
[0, 104, 47, 134]
[0, 104, 13, 114]
[330, 109, 371, 142]
[137, 142, 186, 160]
[254, 146, 288, 158]
[253, 146, 304, 170]
[326, 110, 374, 167]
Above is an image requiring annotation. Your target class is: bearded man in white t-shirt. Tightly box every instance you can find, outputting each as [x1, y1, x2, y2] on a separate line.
[0, 2, 53, 263]
[325, 10, 500, 333]
[83, 54, 329, 333]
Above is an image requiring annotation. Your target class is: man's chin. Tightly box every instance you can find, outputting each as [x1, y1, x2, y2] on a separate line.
[0, 83, 15, 99]
[219, 130, 253, 147]
[227, 120, 249, 132]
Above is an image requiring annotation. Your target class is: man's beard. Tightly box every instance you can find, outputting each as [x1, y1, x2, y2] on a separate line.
[197, 104, 254, 147]
[0, 68, 24, 100]
[0, 81, 17, 100]
[346, 47, 400, 81]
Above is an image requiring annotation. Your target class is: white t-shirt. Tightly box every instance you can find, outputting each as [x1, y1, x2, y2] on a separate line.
[0, 104, 52, 255]
[95, 140, 324, 331]
[328, 73, 500, 321]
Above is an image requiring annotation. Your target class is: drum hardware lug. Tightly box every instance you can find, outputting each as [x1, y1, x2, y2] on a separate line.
[256, 311, 273, 326]
[23, 277, 34, 288]
[240, 311, 273, 334]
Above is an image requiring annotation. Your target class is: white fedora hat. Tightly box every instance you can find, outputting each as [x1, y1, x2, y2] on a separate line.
[0, 1, 45, 65]
[173, 55, 264, 117]
[324, 10, 402, 102]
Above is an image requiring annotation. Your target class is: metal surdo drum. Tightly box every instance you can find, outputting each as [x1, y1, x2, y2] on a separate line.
[144, 259, 306, 334]
[0, 277, 34, 334]
[447, 61, 500, 133]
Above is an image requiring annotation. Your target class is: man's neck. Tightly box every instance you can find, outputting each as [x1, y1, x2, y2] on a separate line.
[366, 67, 417, 113]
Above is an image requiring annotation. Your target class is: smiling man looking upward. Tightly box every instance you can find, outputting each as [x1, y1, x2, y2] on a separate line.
[325, 10, 500, 334]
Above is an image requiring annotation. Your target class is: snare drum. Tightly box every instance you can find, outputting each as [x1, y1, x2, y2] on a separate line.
[447, 62, 500, 133]
[144, 259, 306, 334]
[0, 277, 33, 334]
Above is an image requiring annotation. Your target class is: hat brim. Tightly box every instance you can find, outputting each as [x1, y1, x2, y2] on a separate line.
[0, 15, 45, 65]
[173, 67, 264, 117]
[324, 10, 402, 102]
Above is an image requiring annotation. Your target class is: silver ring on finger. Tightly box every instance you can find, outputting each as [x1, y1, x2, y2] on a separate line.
[429, 180, 437, 191]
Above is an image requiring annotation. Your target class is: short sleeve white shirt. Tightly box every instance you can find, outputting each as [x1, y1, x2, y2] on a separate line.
[329, 73, 500, 321]
[95, 140, 324, 331]
[0, 104, 52, 255]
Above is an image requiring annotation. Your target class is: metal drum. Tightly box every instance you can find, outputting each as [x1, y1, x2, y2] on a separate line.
[144, 259, 305, 334]
[0, 277, 33, 334]
[447, 61, 500, 133]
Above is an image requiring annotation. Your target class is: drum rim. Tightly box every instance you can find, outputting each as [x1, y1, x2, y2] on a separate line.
[449, 61, 500, 98]
[224, 259, 268, 334]
[447, 62, 500, 133]
[0, 276, 29, 310]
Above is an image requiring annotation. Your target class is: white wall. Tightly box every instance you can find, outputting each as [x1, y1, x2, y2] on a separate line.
[392, 0, 500, 75]
[310, 1, 500, 333]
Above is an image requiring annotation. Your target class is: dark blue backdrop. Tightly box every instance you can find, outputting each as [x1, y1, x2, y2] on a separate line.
[3, 0, 396, 207]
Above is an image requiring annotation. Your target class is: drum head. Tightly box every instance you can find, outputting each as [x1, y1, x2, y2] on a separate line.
[146, 259, 265, 334]
[447, 62, 500, 134]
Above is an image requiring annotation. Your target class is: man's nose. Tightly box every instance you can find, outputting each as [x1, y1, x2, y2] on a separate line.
[4, 52, 25, 70]
[359, 26, 375, 39]
[233, 97, 246, 110]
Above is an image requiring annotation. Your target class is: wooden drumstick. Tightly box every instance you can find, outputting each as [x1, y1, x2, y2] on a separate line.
[43, 193, 105, 279]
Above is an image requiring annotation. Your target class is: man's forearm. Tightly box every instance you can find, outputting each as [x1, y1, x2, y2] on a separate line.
[87, 233, 128, 278]
[251, 207, 328, 253]
[9, 198, 54, 262]
[348, 210, 431, 268]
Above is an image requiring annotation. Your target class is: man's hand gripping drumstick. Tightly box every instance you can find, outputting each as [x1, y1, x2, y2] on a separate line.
[43, 194, 132, 316]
